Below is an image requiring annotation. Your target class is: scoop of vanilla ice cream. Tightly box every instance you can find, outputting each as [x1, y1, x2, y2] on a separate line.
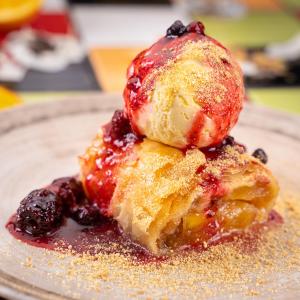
[125, 35, 244, 148]
[136, 49, 217, 148]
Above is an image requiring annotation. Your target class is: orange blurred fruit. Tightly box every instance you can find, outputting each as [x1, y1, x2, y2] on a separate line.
[0, 86, 22, 109]
[0, 0, 43, 30]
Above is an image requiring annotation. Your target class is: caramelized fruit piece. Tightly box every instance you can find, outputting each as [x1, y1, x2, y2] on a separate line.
[183, 212, 207, 231]
[166, 201, 261, 249]
[216, 201, 258, 230]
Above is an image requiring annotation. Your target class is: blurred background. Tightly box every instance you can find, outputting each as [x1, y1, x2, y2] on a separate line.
[0, 0, 299, 113]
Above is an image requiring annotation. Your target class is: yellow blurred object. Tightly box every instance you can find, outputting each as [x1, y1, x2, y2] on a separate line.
[0, 0, 43, 30]
[239, 0, 281, 11]
[0, 86, 22, 109]
[89, 47, 143, 92]
[216, 201, 258, 230]
[183, 213, 206, 231]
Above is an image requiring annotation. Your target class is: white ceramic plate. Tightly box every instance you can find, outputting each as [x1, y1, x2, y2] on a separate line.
[0, 94, 299, 300]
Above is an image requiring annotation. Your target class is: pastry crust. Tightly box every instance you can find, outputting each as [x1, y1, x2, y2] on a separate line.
[81, 132, 279, 254]
[111, 140, 206, 253]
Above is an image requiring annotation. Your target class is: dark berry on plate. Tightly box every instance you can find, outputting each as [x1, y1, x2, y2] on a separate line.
[51, 177, 85, 207]
[104, 110, 136, 145]
[111, 110, 132, 137]
[252, 148, 268, 164]
[16, 188, 63, 236]
[186, 21, 205, 35]
[166, 20, 186, 38]
[222, 136, 235, 147]
[70, 204, 103, 226]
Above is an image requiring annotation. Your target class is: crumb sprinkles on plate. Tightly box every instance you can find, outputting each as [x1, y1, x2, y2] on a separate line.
[13, 192, 300, 299]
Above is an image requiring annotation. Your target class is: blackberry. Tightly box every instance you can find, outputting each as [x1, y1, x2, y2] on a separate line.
[70, 204, 103, 226]
[252, 148, 268, 164]
[166, 20, 186, 38]
[111, 110, 132, 136]
[51, 177, 85, 208]
[16, 188, 63, 236]
[104, 110, 134, 143]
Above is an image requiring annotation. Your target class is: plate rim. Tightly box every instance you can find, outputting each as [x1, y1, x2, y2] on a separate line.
[0, 269, 74, 300]
[0, 93, 299, 141]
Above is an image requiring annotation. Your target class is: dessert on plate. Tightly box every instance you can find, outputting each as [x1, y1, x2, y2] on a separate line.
[7, 20, 281, 256]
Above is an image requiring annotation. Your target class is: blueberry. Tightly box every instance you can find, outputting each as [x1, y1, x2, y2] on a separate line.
[16, 188, 63, 236]
[166, 20, 186, 38]
[51, 177, 85, 208]
[70, 204, 103, 226]
[222, 136, 235, 147]
[252, 148, 268, 164]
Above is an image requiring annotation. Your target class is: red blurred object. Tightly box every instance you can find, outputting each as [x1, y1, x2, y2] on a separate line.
[0, 12, 75, 45]
[30, 12, 75, 35]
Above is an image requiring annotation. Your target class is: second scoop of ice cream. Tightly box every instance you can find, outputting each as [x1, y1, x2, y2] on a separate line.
[123, 21, 245, 148]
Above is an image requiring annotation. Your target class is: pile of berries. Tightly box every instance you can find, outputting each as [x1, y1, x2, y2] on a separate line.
[166, 20, 205, 38]
[15, 177, 103, 236]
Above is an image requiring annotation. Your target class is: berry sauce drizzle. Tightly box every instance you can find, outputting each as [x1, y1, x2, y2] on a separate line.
[82, 110, 142, 216]
[123, 20, 243, 149]
[6, 209, 283, 263]
[123, 23, 211, 134]
[6, 214, 164, 263]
